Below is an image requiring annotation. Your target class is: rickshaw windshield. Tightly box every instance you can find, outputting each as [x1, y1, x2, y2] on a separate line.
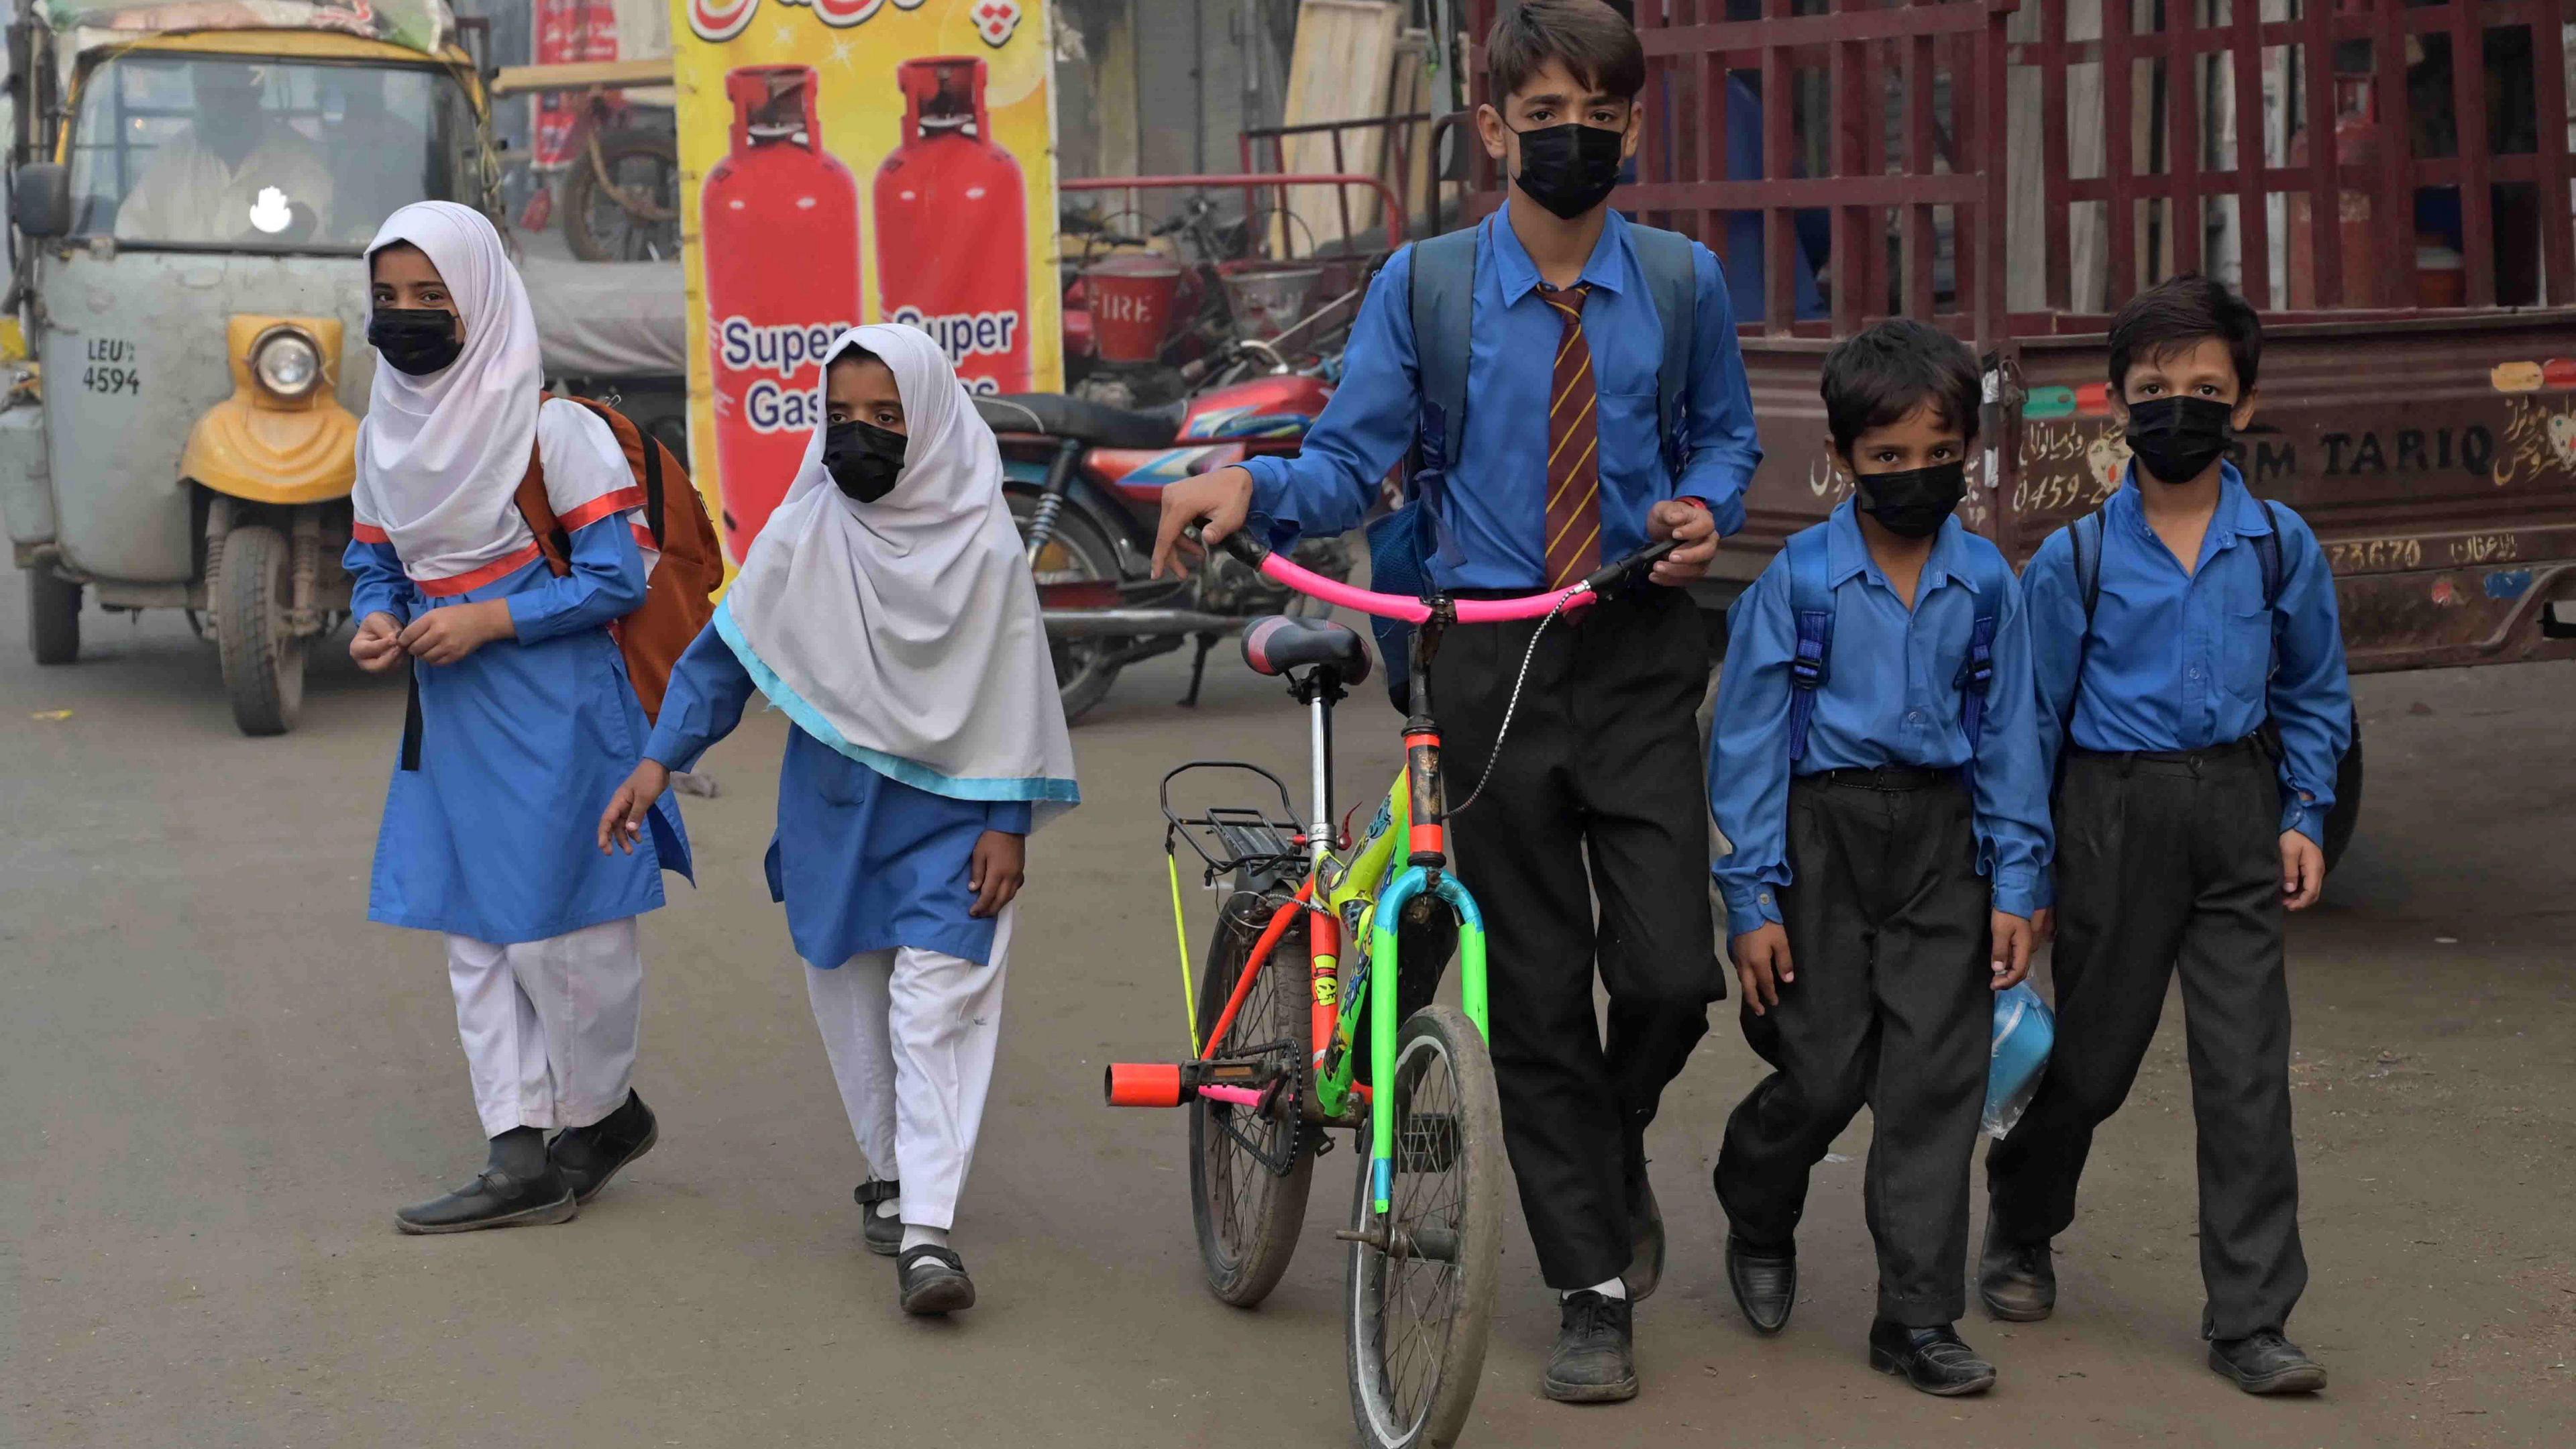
[66, 52, 478, 253]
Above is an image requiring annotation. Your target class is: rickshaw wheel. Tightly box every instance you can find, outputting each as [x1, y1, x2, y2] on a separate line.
[28, 567, 80, 665]
[216, 525, 305, 737]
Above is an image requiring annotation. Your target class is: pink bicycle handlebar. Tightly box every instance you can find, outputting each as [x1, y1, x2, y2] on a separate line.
[1228, 533, 1680, 623]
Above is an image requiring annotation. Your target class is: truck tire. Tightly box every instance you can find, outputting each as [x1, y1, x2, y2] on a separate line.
[28, 567, 80, 665]
[216, 525, 306, 737]
[2322, 718, 2362, 873]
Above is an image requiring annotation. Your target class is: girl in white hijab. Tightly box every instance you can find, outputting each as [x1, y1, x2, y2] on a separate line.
[347, 202, 686, 1235]
[604, 324, 1076, 1316]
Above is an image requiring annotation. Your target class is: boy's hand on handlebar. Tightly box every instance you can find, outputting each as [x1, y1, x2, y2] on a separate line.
[1646, 500, 1718, 586]
[1153, 466, 1256, 579]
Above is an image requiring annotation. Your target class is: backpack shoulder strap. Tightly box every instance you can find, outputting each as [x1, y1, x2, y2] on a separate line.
[1955, 543, 2010, 790]
[1407, 227, 1479, 479]
[1784, 525, 1835, 765]
[2071, 507, 2106, 624]
[2253, 499, 2286, 608]
[511, 414, 575, 582]
[1626, 223, 1698, 474]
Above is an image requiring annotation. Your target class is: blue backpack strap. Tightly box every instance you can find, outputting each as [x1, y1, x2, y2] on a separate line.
[1627, 223, 1698, 476]
[1954, 544, 2011, 796]
[2065, 507, 2106, 732]
[1783, 526, 1834, 765]
[1408, 227, 1479, 481]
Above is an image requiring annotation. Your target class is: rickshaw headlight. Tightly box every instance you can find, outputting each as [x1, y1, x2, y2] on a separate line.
[252, 329, 321, 399]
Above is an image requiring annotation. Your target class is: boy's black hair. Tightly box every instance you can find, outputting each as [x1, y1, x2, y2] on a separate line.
[1819, 318, 1982, 455]
[1487, 1, 1646, 107]
[2106, 272, 2261, 394]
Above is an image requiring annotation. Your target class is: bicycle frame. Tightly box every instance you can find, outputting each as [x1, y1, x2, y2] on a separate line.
[1110, 530, 1674, 1214]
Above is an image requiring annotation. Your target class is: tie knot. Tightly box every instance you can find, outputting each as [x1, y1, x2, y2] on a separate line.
[1543, 282, 1591, 318]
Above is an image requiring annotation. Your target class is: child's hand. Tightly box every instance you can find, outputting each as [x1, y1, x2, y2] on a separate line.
[350, 612, 405, 674]
[2279, 830, 2325, 911]
[968, 830, 1026, 918]
[598, 760, 670, 854]
[1646, 499, 1718, 584]
[399, 599, 515, 665]
[1151, 466, 1255, 578]
[2031, 906, 2056, 944]
[1990, 912, 2035, 990]
[1729, 922, 1794, 1015]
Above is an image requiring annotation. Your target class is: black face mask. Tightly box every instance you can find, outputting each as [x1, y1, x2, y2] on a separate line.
[1510, 121, 1626, 220]
[368, 308, 462, 376]
[1854, 460, 1966, 539]
[823, 418, 906, 503]
[2124, 395, 2236, 484]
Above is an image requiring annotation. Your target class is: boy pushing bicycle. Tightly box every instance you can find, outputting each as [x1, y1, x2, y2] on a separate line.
[1156, 0, 1760, 1404]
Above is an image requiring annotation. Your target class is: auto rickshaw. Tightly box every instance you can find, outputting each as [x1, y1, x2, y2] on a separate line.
[0, 0, 498, 733]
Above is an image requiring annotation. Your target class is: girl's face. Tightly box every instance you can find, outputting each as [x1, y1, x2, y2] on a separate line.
[826, 357, 904, 433]
[369, 243, 460, 335]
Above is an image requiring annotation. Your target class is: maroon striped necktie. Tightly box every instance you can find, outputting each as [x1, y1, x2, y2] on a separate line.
[1541, 283, 1601, 592]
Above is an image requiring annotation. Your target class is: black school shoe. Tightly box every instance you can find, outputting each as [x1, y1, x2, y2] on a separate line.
[1725, 1233, 1797, 1334]
[549, 1091, 659, 1205]
[1623, 1160, 1665, 1302]
[1542, 1291, 1639, 1403]
[2209, 1331, 2328, 1395]
[898, 1244, 977, 1316]
[1868, 1320, 1997, 1397]
[394, 1165, 578, 1234]
[1976, 1220, 2057, 1322]
[855, 1179, 903, 1257]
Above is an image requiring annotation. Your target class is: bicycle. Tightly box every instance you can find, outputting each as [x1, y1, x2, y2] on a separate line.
[1106, 531, 1677, 1449]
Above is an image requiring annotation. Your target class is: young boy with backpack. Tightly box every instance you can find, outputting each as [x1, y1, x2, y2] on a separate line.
[1707, 319, 2049, 1395]
[1980, 274, 2351, 1395]
[1153, 0, 1761, 1404]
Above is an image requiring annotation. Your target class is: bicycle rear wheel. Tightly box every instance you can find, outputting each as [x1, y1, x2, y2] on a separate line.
[1346, 1006, 1504, 1449]
[1188, 890, 1314, 1307]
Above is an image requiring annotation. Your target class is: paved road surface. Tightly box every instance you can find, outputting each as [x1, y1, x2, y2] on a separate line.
[4, 563, 2571, 1447]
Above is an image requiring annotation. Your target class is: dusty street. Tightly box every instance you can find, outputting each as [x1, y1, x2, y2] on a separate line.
[4, 558, 2572, 1448]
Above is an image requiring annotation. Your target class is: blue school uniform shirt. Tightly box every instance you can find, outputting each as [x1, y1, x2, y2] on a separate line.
[1238, 201, 1764, 590]
[347, 517, 692, 945]
[1708, 502, 2053, 938]
[2022, 464, 2353, 845]
[643, 624, 1031, 969]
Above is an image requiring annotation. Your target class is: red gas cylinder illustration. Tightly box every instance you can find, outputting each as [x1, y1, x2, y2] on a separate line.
[873, 56, 1030, 395]
[702, 65, 860, 560]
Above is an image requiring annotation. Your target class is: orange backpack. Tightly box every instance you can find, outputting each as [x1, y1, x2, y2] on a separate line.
[512, 394, 725, 722]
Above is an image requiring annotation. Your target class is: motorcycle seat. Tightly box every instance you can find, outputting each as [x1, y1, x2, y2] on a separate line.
[976, 392, 1186, 450]
[1240, 614, 1372, 686]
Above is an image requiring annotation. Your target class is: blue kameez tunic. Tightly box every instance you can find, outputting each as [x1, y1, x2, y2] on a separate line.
[347, 517, 691, 945]
[643, 625, 1028, 969]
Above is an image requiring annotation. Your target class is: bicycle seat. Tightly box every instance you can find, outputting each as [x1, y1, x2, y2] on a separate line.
[1241, 614, 1371, 685]
[975, 392, 1186, 449]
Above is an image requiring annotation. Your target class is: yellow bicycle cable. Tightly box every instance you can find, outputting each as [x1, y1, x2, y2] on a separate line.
[1167, 844, 1201, 1057]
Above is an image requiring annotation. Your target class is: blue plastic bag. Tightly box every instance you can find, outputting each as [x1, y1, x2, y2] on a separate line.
[1983, 981, 2055, 1140]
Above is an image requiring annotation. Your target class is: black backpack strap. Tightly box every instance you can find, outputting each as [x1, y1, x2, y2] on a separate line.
[2253, 499, 2285, 607]
[2062, 508, 2106, 739]
[399, 660, 423, 771]
[1627, 223, 1699, 476]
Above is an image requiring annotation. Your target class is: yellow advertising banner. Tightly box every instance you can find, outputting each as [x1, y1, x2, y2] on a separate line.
[670, 0, 1060, 566]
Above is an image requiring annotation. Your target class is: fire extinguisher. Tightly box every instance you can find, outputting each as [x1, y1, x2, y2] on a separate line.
[873, 57, 1031, 394]
[701, 65, 860, 560]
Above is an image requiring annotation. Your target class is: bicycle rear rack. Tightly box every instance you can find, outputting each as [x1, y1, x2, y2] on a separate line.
[1160, 760, 1304, 885]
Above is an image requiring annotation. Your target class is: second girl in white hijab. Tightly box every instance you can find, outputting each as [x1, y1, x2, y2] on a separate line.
[602, 323, 1077, 1316]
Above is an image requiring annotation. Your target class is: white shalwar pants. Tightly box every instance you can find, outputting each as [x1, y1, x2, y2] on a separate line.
[445, 916, 644, 1138]
[802, 911, 1013, 1232]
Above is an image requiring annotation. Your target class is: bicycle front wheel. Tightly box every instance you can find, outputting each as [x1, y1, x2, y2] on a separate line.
[1188, 890, 1314, 1307]
[1346, 1006, 1505, 1449]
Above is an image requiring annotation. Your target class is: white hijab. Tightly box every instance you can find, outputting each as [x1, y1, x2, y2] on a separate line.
[714, 324, 1079, 820]
[352, 201, 543, 585]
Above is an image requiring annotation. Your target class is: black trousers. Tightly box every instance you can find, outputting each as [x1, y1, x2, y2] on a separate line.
[1427, 586, 1721, 1290]
[1715, 769, 1993, 1327]
[1986, 740, 2306, 1340]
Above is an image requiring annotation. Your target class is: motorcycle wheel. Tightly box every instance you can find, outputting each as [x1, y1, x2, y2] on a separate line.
[1006, 488, 1126, 722]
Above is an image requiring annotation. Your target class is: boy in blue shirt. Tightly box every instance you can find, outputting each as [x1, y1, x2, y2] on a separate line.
[1980, 275, 2351, 1395]
[1708, 319, 2049, 1396]
[1156, 0, 1760, 1405]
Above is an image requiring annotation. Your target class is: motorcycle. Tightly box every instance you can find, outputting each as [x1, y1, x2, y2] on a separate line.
[977, 343, 1356, 721]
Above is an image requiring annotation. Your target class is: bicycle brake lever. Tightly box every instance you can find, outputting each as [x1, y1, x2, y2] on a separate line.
[1186, 523, 1271, 568]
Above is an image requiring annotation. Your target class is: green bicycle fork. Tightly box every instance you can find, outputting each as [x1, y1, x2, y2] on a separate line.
[1364, 866, 1488, 1214]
